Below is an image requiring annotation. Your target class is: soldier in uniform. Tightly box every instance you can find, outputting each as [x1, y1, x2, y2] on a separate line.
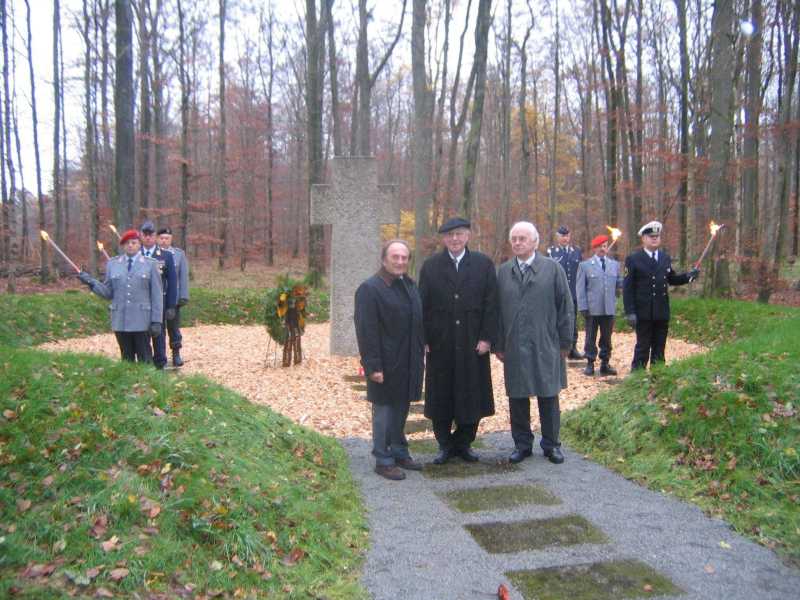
[576, 234, 623, 376]
[418, 217, 498, 465]
[139, 221, 177, 369]
[623, 221, 699, 370]
[78, 229, 163, 363]
[547, 225, 584, 359]
[157, 227, 190, 367]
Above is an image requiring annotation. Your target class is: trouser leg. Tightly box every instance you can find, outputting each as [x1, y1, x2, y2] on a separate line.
[631, 319, 654, 370]
[537, 395, 561, 451]
[432, 419, 454, 451]
[598, 316, 614, 362]
[584, 315, 600, 361]
[571, 302, 579, 348]
[115, 332, 136, 362]
[371, 403, 395, 466]
[167, 306, 183, 351]
[132, 332, 153, 363]
[650, 320, 670, 364]
[509, 397, 533, 452]
[451, 422, 479, 451]
[389, 401, 411, 461]
[152, 316, 168, 367]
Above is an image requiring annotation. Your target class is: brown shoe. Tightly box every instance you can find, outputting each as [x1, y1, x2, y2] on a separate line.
[374, 465, 406, 480]
[396, 457, 423, 471]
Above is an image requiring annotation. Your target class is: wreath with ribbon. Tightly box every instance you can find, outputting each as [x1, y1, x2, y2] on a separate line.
[264, 276, 308, 344]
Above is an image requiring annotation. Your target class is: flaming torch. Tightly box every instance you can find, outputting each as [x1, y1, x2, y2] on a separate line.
[96, 241, 111, 261]
[693, 221, 725, 270]
[606, 225, 622, 250]
[109, 224, 121, 240]
[40, 230, 80, 273]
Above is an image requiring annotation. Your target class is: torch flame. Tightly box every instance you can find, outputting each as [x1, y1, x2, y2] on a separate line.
[97, 241, 104, 251]
[709, 221, 721, 236]
[40, 230, 49, 241]
[606, 225, 622, 240]
[109, 224, 118, 234]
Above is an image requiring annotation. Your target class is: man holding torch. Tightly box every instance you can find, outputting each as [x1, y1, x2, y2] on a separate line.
[77, 230, 163, 363]
[623, 221, 699, 370]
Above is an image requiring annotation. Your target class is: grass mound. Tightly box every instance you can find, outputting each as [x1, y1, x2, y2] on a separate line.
[0, 348, 367, 598]
[563, 298, 800, 566]
[0, 287, 329, 348]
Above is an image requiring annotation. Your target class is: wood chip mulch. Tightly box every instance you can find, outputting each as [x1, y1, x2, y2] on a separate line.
[40, 324, 705, 440]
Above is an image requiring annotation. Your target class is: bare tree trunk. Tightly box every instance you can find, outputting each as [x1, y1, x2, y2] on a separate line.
[2, 0, 17, 279]
[598, 0, 619, 227]
[306, 0, 325, 279]
[52, 0, 63, 250]
[431, 0, 451, 229]
[412, 0, 434, 265]
[217, 0, 228, 269]
[23, 0, 48, 282]
[150, 0, 166, 210]
[495, 0, 512, 260]
[548, 3, 561, 233]
[257, 6, 275, 265]
[740, 0, 763, 278]
[115, 0, 135, 229]
[177, 0, 190, 252]
[706, 0, 737, 296]
[137, 0, 151, 213]
[83, 0, 99, 276]
[325, 0, 341, 156]
[460, 0, 492, 219]
[517, 7, 533, 232]
[99, 0, 112, 226]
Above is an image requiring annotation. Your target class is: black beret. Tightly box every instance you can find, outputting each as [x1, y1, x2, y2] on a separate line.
[557, 225, 570, 235]
[140, 220, 156, 233]
[438, 217, 471, 234]
[157, 227, 172, 235]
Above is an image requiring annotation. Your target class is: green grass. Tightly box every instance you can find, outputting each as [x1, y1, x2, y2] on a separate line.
[0, 348, 367, 599]
[0, 287, 329, 348]
[563, 298, 800, 566]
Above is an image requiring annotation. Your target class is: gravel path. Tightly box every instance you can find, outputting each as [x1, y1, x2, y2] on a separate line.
[343, 433, 800, 600]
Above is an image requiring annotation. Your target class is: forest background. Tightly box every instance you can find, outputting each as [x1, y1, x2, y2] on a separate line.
[0, 0, 798, 303]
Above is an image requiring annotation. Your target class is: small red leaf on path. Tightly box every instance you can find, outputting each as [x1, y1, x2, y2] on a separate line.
[704, 564, 715, 574]
[86, 567, 101, 580]
[109, 568, 129, 581]
[498, 583, 510, 600]
[91, 515, 109, 539]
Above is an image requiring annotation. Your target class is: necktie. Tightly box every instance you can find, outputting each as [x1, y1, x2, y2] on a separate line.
[453, 257, 459, 272]
[127, 257, 133, 272]
[519, 261, 528, 275]
[600, 257, 606, 271]
[651, 252, 658, 265]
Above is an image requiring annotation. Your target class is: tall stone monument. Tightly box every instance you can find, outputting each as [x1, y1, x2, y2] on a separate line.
[311, 157, 399, 356]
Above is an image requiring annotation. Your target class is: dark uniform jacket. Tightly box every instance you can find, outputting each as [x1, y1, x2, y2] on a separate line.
[418, 248, 498, 423]
[547, 244, 582, 300]
[141, 246, 178, 310]
[623, 249, 692, 321]
[354, 271, 425, 407]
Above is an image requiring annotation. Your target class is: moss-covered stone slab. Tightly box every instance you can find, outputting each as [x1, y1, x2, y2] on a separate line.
[423, 459, 519, 479]
[408, 437, 487, 455]
[506, 559, 682, 600]
[404, 418, 432, 434]
[465, 515, 607, 553]
[441, 483, 561, 513]
[409, 402, 425, 414]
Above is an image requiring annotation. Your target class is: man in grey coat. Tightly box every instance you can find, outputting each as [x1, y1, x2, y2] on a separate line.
[78, 229, 163, 363]
[158, 227, 190, 367]
[495, 221, 574, 464]
[576, 234, 623, 376]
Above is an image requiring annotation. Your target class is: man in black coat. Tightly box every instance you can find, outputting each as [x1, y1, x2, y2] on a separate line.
[547, 225, 584, 359]
[419, 217, 498, 465]
[623, 220, 699, 370]
[139, 221, 178, 369]
[355, 240, 425, 481]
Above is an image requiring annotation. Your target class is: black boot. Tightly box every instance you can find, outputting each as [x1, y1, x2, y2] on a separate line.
[599, 362, 617, 376]
[172, 350, 184, 367]
[583, 361, 595, 376]
[568, 347, 585, 360]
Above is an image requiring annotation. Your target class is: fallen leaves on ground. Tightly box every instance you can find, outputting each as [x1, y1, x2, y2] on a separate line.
[41, 324, 705, 439]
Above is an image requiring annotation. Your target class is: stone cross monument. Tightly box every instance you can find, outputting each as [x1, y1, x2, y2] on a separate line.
[311, 157, 399, 356]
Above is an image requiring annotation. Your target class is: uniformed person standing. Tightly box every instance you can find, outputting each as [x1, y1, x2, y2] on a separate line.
[157, 227, 189, 367]
[576, 234, 623, 376]
[139, 221, 177, 369]
[547, 225, 584, 359]
[623, 221, 699, 370]
[78, 229, 163, 363]
[418, 217, 498, 465]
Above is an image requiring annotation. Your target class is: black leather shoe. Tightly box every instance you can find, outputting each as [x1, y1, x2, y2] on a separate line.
[544, 447, 565, 464]
[599, 363, 617, 376]
[568, 349, 585, 360]
[396, 457, 423, 471]
[509, 448, 532, 464]
[459, 448, 480, 462]
[172, 352, 184, 367]
[583, 362, 595, 376]
[432, 449, 452, 465]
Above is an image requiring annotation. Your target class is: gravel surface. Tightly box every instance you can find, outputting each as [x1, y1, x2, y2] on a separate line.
[344, 433, 800, 600]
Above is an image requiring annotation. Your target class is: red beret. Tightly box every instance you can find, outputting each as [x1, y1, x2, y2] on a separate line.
[119, 229, 140, 245]
[591, 234, 609, 248]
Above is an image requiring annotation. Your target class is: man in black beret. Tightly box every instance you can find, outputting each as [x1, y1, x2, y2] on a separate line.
[547, 225, 584, 359]
[418, 217, 498, 465]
